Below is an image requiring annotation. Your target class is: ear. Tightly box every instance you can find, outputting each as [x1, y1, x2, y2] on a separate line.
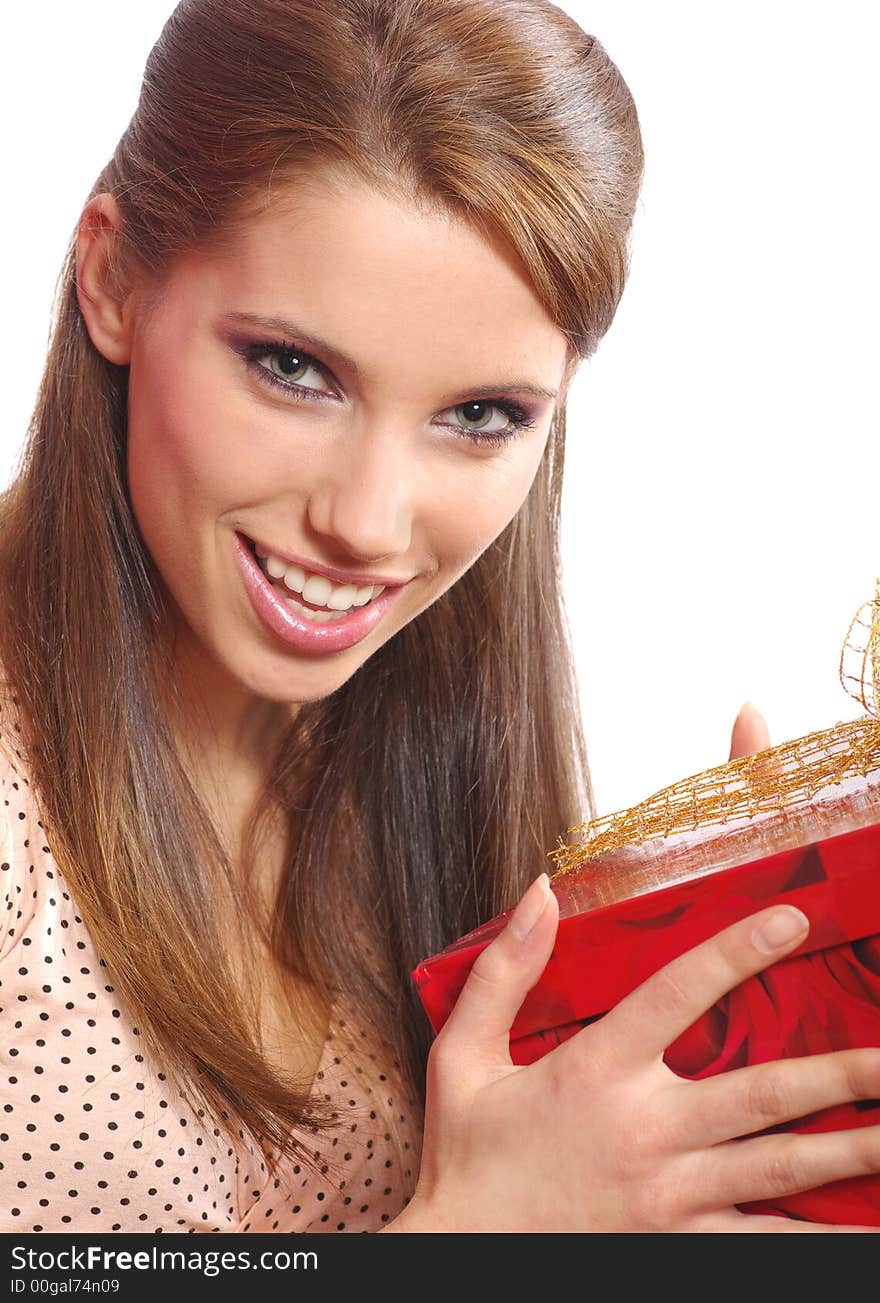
[75, 192, 136, 366]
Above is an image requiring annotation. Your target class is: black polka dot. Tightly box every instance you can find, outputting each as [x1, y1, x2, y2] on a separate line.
[0, 732, 421, 1232]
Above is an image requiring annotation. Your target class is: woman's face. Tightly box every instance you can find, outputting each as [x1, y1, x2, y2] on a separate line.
[105, 169, 570, 715]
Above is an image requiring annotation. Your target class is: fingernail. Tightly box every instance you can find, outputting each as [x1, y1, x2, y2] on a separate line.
[752, 906, 809, 953]
[508, 872, 551, 941]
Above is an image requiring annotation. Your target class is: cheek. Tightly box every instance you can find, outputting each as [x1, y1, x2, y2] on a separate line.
[124, 345, 290, 622]
[428, 440, 547, 577]
[125, 346, 283, 538]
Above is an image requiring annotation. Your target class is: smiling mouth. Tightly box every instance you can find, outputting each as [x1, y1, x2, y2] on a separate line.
[240, 534, 385, 617]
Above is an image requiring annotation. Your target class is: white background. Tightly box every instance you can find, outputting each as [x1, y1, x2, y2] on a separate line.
[2, 2, 877, 818]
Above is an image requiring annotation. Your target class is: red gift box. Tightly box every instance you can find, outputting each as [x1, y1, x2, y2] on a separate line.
[413, 775, 880, 1225]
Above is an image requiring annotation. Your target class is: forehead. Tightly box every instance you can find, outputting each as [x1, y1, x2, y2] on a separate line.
[163, 169, 570, 389]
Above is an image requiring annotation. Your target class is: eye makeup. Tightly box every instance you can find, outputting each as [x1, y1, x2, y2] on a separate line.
[228, 334, 541, 448]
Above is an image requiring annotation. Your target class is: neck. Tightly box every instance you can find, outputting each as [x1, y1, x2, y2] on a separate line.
[157, 609, 298, 870]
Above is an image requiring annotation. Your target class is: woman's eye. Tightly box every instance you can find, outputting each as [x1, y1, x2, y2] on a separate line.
[445, 400, 516, 437]
[258, 348, 327, 393]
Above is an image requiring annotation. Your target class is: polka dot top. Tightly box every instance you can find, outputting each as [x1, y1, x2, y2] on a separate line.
[0, 699, 423, 1233]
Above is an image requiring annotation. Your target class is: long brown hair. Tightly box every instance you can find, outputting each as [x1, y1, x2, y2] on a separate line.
[0, 0, 643, 1170]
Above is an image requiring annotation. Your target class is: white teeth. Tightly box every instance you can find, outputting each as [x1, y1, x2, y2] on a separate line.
[284, 564, 307, 593]
[301, 574, 333, 606]
[252, 541, 385, 611]
[284, 595, 346, 622]
[326, 584, 358, 611]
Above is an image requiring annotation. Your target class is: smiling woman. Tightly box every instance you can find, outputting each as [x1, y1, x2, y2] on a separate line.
[95, 172, 569, 687]
[0, 0, 630, 1233]
[3, 0, 876, 1238]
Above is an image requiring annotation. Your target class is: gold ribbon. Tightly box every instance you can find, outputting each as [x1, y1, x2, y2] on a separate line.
[548, 581, 880, 874]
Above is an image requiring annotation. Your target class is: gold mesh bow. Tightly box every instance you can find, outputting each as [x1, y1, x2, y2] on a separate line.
[548, 581, 880, 874]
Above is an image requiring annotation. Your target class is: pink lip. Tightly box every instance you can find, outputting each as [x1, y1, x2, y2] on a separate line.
[234, 532, 405, 655]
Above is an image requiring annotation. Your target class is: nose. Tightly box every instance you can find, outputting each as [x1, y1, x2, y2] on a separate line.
[305, 423, 414, 564]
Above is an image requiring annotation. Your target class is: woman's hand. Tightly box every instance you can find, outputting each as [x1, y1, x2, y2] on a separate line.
[393, 894, 880, 1232]
[728, 699, 771, 760]
[386, 700, 880, 1233]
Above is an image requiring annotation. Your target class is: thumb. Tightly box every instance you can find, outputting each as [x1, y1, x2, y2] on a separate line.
[729, 700, 771, 760]
[437, 872, 559, 1069]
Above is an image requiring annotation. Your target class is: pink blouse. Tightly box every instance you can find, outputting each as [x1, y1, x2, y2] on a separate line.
[0, 695, 422, 1233]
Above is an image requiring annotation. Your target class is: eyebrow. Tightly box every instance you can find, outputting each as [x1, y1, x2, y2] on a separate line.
[222, 311, 558, 402]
